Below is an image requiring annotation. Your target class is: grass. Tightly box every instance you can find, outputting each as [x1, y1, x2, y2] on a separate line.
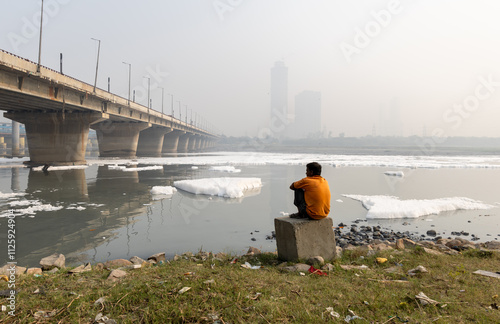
[1, 247, 500, 323]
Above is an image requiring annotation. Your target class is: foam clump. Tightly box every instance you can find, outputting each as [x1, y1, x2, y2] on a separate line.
[151, 186, 177, 196]
[343, 195, 493, 219]
[174, 177, 262, 198]
[209, 166, 241, 173]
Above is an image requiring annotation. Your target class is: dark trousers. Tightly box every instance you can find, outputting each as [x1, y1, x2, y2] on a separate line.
[293, 189, 313, 219]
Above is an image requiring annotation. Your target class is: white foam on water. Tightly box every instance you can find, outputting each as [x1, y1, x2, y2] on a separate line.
[343, 195, 494, 219]
[85, 152, 500, 170]
[108, 165, 163, 172]
[151, 186, 177, 196]
[174, 177, 262, 198]
[209, 166, 241, 173]
[8, 200, 37, 207]
[31, 165, 88, 171]
[11, 203, 64, 216]
[0, 192, 27, 199]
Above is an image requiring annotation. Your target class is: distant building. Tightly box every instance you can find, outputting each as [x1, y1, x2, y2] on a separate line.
[270, 61, 290, 138]
[294, 90, 322, 138]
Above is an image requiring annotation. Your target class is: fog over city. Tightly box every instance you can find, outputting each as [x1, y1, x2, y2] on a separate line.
[2, 0, 500, 138]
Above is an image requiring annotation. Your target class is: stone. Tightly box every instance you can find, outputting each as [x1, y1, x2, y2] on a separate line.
[423, 247, 443, 256]
[0, 264, 26, 276]
[485, 241, 500, 250]
[148, 252, 166, 263]
[107, 269, 127, 282]
[26, 268, 43, 276]
[69, 263, 92, 274]
[335, 246, 343, 259]
[426, 230, 437, 237]
[282, 263, 311, 272]
[308, 256, 325, 265]
[274, 217, 336, 262]
[40, 253, 65, 270]
[129, 256, 146, 265]
[104, 259, 132, 269]
[95, 263, 105, 271]
[246, 247, 262, 256]
[395, 239, 405, 250]
[321, 263, 335, 271]
[372, 243, 393, 251]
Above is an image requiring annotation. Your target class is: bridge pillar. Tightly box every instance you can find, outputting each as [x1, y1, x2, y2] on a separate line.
[162, 130, 185, 153]
[177, 133, 191, 153]
[196, 136, 205, 151]
[137, 127, 172, 157]
[92, 121, 150, 158]
[188, 135, 198, 152]
[4, 111, 107, 165]
[11, 121, 20, 157]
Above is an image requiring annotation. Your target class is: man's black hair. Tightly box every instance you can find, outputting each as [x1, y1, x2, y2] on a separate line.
[306, 162, 322, 176]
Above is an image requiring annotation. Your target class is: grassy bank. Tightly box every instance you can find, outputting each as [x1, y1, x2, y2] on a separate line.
[1, 247, 500, 323]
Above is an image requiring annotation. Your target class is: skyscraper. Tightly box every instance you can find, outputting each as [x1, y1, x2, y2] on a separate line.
[294, 90, 321, 138]
[270, 61, 289, 137]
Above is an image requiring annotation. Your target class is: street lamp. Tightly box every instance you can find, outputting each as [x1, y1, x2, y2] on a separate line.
[91, 38, 101, 92]
[159, 87, 164, 115]
[168, 94, 174, 116]
[185, 105, 187, 124]
[143, 76, 150, 118]
[122, 62, 131, 105]
[37, 0, 44, 73]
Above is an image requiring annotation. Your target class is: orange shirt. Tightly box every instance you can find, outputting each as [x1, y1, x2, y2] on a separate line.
[293, 175, 331, 219]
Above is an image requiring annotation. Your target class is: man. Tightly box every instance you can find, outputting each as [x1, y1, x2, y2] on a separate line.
[289, 162, 331, 220]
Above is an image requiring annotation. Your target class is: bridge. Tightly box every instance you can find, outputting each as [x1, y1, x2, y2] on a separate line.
[0, 50, 219, 165]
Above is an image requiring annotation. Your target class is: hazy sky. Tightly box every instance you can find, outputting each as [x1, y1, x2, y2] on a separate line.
[2, 0, 500, 138]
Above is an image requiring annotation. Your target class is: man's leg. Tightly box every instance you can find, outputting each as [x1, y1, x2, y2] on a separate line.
[291, 189, 309, 218]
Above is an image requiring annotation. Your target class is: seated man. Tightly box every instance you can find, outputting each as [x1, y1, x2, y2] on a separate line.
[289, 162, 331, 220]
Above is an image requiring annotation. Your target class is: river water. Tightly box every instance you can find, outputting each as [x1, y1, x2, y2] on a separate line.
[1, 152, 499, 267]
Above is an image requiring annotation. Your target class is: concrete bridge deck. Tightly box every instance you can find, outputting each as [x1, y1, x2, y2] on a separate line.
[0, 50, 218, 165]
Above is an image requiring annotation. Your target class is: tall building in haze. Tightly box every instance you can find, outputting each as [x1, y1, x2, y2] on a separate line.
[294, 90, 322, 138]
[270, 61, 289, 138]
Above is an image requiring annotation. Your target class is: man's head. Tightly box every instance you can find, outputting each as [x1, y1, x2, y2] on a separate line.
[306, 162, 322, 176]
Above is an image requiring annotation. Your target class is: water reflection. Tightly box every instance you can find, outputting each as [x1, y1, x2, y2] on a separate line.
[0, 164, 264, 267]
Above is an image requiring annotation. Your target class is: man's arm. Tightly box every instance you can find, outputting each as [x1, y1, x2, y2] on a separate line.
[289, 182, 295, 190]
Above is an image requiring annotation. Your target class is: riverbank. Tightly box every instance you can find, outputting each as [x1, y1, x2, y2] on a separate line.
[1, 237, 500, 323]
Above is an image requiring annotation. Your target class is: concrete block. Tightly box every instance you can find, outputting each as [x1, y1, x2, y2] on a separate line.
[274, 217, 336, 262]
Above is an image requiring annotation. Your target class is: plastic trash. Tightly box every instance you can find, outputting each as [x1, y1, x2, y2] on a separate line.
[178, 287, 191, 294]
[325, 307, 340, 318]
[308, 266, 328, 276]
[241, 262, 261, 270]
[376, 257, 388, 264]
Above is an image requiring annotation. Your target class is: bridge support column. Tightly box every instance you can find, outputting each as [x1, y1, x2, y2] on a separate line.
[11, 121, 20, 157]
[162, 130, 185, 153]
[92, 121, 150, 158]
[188, 135, 198, 152]
[137, 127, 172, 157]
[177, 133, 191, 153]
[4, 111, 108, 165]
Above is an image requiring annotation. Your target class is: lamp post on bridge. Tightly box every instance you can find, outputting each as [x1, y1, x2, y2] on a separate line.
[91, 38, 101, 93]
[143, 76, 151, 119]
[185, 105, 187, 124]
[159, 87, 164, 115]
[168, 94, 174, 116]
[177, 101, 181, 121]
[122, 62, 131, 106]
[36, 0, 44, 73]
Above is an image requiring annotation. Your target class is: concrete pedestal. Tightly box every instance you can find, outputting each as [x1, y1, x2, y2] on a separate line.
[177, 133, 191, 153]
[4, 111, 107, 165]
[162, 130, 184, 153]
[92, 121, 150, 158]
[274, 217, 336, 262]
[137, 127, 171, 157]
